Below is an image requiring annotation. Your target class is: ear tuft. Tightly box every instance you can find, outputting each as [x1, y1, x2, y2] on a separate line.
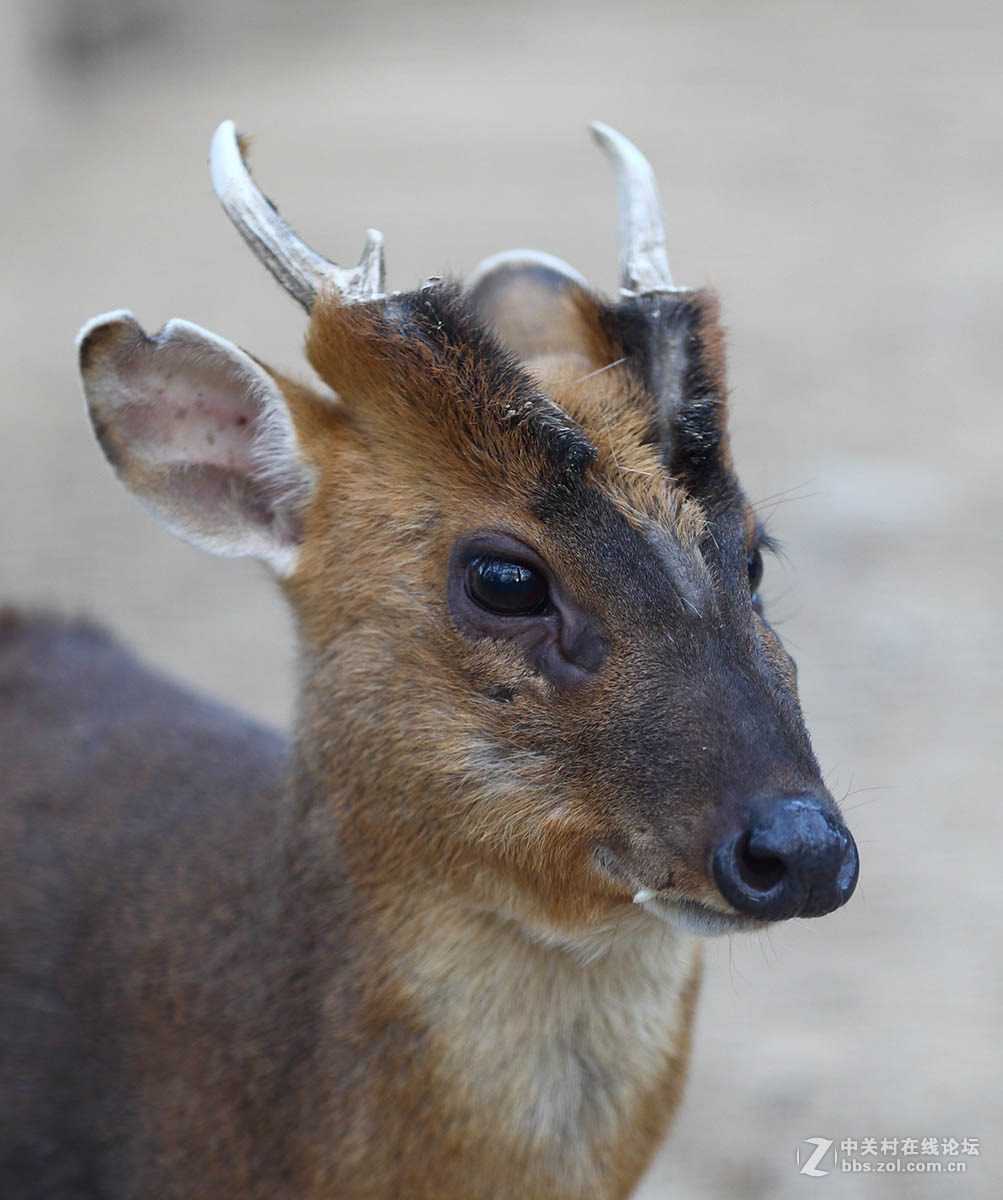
[77, 312, 314, 576]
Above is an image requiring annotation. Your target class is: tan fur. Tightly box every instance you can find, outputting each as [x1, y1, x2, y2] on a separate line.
[263, 292, 721, 1194]
[2, 239, 837, 1198]
[232, 288, 733, 1191]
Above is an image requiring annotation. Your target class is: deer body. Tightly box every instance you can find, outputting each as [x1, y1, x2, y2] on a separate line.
[0, 124, 857, 1198]
[0, 614, 696, 1199]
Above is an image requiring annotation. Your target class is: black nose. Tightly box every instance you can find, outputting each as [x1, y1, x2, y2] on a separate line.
[712, 794, 859, 920]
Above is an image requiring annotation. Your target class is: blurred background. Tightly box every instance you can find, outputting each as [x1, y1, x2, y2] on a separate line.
[2, 0, 1000, 1195]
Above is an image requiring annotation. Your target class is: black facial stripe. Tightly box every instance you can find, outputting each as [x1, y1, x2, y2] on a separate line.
[596, 289, 729, 496]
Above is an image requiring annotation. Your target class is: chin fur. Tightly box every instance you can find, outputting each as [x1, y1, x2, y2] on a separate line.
[635, 893, 761, 937]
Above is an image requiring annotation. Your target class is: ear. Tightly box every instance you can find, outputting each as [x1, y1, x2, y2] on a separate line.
[467, 250, 609, 366]
[77, 312, 314, 577]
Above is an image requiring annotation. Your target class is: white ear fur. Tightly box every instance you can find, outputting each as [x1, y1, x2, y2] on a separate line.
[77, 311, 314, 576]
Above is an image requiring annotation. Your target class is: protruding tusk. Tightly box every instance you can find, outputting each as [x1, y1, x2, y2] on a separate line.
[633, 888, 657, 904]
[209, 120, 386, 311]
[590, 122, 679, 297]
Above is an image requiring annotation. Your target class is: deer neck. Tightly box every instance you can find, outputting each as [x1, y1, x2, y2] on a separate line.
[379, 884, 701, 1192]
[290, 753, 700, 1193]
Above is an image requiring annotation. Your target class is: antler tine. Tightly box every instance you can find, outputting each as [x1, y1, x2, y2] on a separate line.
[589, 122, 680, 296]
[209, 120, 386, 311]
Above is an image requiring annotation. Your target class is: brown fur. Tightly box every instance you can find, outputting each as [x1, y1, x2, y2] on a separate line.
[2, 261, 840, 1198]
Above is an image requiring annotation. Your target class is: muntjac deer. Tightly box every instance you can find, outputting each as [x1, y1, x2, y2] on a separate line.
[0, 122, 858, 1199]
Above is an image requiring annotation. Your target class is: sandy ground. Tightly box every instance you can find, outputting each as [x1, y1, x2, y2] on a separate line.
[2, 1, 1000, 1195]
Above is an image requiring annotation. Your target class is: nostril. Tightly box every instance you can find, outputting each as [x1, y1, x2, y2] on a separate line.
[712, 830, 790, 917]
[734, 832, 786, 893]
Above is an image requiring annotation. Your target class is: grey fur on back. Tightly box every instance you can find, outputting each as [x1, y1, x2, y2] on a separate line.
[0, 611, 290, 1197]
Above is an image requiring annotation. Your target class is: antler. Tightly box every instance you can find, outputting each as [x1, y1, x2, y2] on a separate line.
[209, 120, 385, 311]
[590, 122, 680, 296]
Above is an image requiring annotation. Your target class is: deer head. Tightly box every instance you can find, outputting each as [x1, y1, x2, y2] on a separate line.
[77, 121, 858, 945]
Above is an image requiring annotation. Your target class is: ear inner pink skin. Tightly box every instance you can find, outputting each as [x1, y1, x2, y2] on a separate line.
[113, 355, 260, 475]
[78, 312, 313, 575]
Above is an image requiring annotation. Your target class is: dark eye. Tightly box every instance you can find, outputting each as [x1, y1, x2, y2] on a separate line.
[465, 556, 550, 616]
[747, 546, 764, 599]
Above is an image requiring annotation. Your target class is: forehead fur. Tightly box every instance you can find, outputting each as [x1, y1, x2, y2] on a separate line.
[534, 355, 710, 552]
[305, 284, 596, 493]
[303, 281, 736, 549]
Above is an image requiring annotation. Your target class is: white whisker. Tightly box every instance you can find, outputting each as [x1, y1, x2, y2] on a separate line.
[571, 356, 626, 385]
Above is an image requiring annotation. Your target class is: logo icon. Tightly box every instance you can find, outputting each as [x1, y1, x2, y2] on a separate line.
[797, 1137, 835, 1177]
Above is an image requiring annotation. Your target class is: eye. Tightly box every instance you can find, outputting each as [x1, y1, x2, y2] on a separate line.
[465, 556, 550, 616]
[747, 546, 764, 599]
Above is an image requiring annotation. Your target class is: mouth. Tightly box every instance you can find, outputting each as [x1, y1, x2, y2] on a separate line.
[631, 889, 762, 937]
[595, 847, 759, 937]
